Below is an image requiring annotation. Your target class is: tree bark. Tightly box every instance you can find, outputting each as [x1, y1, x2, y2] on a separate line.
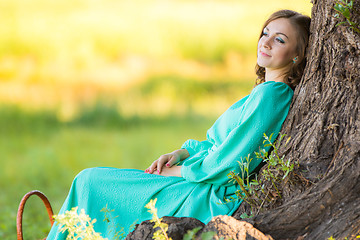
[235, 0, 360, 239]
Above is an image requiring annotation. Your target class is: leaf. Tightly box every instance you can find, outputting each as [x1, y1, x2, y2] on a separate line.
[343, 8, 350, 18]
[338, 4, 345, 12]
[240, 212, 253, 219]
[183, 227, 202, 240]
[283, 170, 290, 179]
[336, 21, 347, 27]
[285, 137, 291, 145]
[250, 181, 259, 186]
[268, 132, 274, 141]
[200, 231, 216, 240]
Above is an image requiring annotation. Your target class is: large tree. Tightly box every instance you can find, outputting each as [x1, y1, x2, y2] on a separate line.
[232, 0, 360, 239]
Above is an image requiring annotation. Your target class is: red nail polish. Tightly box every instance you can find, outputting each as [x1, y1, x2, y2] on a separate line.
[166, 164, 170, 167]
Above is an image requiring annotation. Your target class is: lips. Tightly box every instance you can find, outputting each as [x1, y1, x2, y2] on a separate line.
[260, 51, 271, 57]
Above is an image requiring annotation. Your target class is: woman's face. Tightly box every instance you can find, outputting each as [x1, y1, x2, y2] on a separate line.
[257, 18, 298, 71]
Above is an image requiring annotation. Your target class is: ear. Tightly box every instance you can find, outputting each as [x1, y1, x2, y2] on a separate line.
[293, 56, 298, 63]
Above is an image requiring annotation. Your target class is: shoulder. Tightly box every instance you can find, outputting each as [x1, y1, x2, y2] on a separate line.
[251, 81, 293, 99]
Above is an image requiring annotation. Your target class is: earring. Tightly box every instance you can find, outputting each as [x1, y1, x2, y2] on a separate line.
[293, 57, 298, 63]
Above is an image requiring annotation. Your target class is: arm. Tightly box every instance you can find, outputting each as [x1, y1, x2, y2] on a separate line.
[181, 82, 294, 185]
[181, 139, 213, 157]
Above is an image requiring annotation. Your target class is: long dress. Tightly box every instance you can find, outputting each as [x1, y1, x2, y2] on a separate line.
[47, 81, 293, 239]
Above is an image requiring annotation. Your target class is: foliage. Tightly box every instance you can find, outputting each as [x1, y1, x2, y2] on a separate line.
[54, 206, 135, 240]
[256, 133, 295, 191]
[200, 232, 218, 240]
[101, 205, 128, 240]
[225, 133, 296, 217]
[0, 0, 311, 62]
[52, 199, 217, 240]
[0, 0, 311, 122]
[183, 227, 204, 240]
[334, 0, 360, 33]
[145, 199, 172, 240]
[183, 227, 217, 240]
[53, 207, 107, 240]
[183, 227, 202, 240]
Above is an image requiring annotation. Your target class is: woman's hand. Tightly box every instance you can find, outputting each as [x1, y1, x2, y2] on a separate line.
[154, 166, 182, 177]
[145, 149, 189, 175]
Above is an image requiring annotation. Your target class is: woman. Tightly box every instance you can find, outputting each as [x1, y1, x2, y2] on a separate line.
[47, 9, 311, 239]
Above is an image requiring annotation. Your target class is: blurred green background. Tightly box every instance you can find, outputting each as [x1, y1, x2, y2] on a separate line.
[0, 0, 311, 238]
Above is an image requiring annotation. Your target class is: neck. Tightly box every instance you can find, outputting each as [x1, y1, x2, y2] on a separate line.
[265, 66, 290, 83]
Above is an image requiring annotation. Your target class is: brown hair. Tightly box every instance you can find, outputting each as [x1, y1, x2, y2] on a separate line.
[255, 10, 311, 90]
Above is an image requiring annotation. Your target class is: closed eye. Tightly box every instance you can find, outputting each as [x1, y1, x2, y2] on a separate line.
[276, 37, 285, 43]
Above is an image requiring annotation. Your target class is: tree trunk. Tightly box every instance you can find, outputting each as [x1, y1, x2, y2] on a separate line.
[235, 0, 360, 239]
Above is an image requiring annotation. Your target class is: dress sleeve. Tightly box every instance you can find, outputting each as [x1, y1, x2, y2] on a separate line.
[181, 139, 213, 156]
[180, 82, 294, 186]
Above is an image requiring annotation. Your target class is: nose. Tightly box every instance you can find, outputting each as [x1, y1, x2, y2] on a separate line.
[262, 36, 272, 49]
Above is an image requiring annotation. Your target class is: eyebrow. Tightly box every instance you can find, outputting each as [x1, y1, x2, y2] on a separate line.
[264, 27, 289, 39]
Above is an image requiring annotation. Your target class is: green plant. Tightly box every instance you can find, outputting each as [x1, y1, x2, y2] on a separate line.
[183, 227, 217, 240]
[183, 227, 202, 240]
[256, 133, 295, 191]
[226, 154, 262, 207]
[53, 200, 216, 240]
[334, 0, 360, 33]
[225, 133, 296, 217]
[145, 199, 172, 240]
[53, 207, 107, 240]
[54, 205, 136, 240]
[101, 205, 130, 240]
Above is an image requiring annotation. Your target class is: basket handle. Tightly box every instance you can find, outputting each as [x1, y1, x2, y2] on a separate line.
[17, 190, 54, 240]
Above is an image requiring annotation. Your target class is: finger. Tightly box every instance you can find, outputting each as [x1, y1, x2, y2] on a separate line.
[167, 153, 181, 168]
[165, 155, 176, 168]
[157, 155, 169, 174]
[148, 160, 159, 174]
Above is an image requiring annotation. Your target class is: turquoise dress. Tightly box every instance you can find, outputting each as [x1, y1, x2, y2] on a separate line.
[47, 81, 293, 239]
